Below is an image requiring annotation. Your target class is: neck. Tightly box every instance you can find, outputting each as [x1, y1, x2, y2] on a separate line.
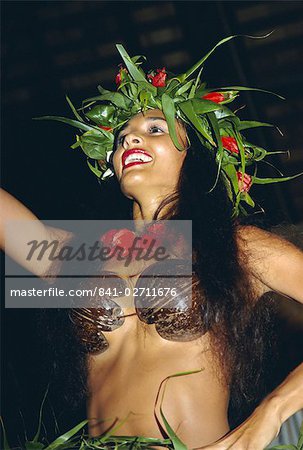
[132, 190, 177, 231]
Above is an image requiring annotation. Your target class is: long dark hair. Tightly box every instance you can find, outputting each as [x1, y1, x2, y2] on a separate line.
[154, 126, 275, 425]
[40, 123, 275, 427]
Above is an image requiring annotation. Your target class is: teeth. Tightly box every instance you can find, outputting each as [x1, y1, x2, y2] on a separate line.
[124, 153, 152, 166]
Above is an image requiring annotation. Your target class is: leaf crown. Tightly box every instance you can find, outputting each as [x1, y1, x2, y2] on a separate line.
[39, 35, 301, 217]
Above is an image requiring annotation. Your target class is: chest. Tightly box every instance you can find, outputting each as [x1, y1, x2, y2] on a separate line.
[70, 258, 208, 354]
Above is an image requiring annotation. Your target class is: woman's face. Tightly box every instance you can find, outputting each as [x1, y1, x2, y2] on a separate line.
[112, 109, 187, 199]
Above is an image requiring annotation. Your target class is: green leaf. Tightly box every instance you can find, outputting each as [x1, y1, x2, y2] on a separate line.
[116, 46, 156, 94]
[77, 128, 113, 159]
[245, 142, 268, 161]
[156, 370, 203, 450]
[0, 417, 11, 450]
[160, 409, 187, 450]
[25, 442, 44, 450]
[135, 80, 157, 96]
[180, 35, 268, 81]
[221, 171, 235, 205]
[234, 129, 246, 177]
[87, 160, 102, 178]
[139, 89, 150, 110]
[32, 386, 49, 442]
[297, 419, 303, 449]
[44, 420, 88, 450]
[238, 120, 274, 131]
[175, 80, 194, 97]
[212, 85, 285, 100]
[214, 108, 239, 125]
[97, 86, 130, 110]
[190, 98, 221, 114]
[86, 126, 114, 141]
[162, 93, 184, 151]
[82, 85, 131, 110]
[164, 78, 181, 95]
[179, 100, 215, 145]
[131, 54, 146, 65]
[208, 112, 224, 192]
[82, 94, 105, 104]
[223, 162, 239, 196]
[98, 414, 135, 442]
[85, 105, 116, 125]
[79, 139, 108, 159]
[242, 192, 255, 208]
[116, 44, 147, 83]
[65, 95, 83, 121]
[70, 138, 81, 150]
[191, 67, 204, 97]
[252, 172, 303, 185]
[120, 80, 139, 100]
[34, 116, 93, 132]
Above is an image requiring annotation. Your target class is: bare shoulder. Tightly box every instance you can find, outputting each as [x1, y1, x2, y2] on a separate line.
[236, 225, 303, 302]
[236, 224, 302, 257]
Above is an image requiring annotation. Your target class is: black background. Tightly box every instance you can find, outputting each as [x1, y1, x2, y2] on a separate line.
[2, 1, 303, 446]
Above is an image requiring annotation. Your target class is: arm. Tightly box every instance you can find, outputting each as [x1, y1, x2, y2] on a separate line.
[0, 188, 71, 276]
[200, 364, 303, 449]
[236, 225, 303, 302]
[201, 225, 303, 449]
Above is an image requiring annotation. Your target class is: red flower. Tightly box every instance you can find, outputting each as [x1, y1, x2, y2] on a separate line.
[237, 172, 252, 193]
[112, 229, 136, 257]
[115, 72, 122, 86]
[221, 136, 239, 155]
[202, 92, 225, 103]
[100, 228, 135, 257]
[115, 67, 127, 86]
[100, 229, 118, 246]
[98, 125, 113, 132]
[148, 68, 167, 87]
[146, 222, 167, 237]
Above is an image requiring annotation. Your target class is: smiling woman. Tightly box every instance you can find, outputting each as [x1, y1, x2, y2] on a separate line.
[112, 111, 187, 206]
[1, 37, 303, 449]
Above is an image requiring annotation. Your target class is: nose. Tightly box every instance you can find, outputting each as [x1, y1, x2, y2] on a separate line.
[123, 132, 143, 148]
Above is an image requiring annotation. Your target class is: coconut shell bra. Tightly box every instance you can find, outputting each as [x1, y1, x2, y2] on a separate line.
[69, 259, 209, 354]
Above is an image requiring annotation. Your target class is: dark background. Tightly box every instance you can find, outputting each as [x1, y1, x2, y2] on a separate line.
[1, 1, 303, 446]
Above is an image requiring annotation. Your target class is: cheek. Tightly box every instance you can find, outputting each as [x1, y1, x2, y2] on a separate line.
[163, 147, 187, 170]
[112, 151, 121, 175]
[156, 148, 186, 180]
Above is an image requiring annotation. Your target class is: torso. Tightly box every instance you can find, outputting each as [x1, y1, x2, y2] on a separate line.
[80, 256, 230, 448]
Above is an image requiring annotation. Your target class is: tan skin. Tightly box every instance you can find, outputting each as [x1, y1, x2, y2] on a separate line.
[88, 110, 229, 446]
[0, 109, 303, 449]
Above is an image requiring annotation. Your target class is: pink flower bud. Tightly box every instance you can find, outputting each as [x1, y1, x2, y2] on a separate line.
[237, 172, 252, 192]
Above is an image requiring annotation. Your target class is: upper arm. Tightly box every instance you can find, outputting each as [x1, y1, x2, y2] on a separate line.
[237, 225, 303, 303]
[1, 189, 72, 277]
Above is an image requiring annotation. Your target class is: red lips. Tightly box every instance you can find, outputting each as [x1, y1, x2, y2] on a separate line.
[122, 148, 153, 170]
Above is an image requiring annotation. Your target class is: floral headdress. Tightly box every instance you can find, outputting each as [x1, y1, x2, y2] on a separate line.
[38, 35, 301, 217]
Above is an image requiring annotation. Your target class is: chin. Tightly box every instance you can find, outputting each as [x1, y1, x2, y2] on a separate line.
[120, 171, 150, 196]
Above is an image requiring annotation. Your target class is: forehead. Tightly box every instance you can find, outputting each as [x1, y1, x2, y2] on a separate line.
[124, 109, 165, 128]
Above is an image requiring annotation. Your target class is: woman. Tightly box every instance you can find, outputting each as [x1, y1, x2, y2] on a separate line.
[1, 38, 303, 449]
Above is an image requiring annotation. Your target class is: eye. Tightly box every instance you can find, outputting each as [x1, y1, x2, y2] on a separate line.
[148, 125, 164, 134]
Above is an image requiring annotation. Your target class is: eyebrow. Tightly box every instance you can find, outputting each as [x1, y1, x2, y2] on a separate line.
[146, 117, 167, 122]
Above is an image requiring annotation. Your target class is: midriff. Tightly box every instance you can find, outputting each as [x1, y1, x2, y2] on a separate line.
[87, 314, 230, 448]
